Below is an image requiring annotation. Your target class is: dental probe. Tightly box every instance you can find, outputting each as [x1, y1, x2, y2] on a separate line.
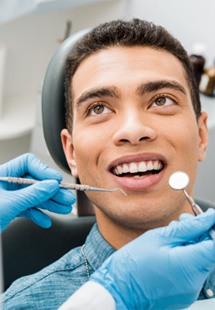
[169, 171, 215, 241]
[0, 177, 127, 196]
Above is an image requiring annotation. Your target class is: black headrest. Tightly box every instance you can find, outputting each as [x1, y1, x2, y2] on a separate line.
[42, 29, 90, 173]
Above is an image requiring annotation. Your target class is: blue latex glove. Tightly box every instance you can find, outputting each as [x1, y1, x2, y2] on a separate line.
[0, 153, 76, 232]
[90, 209, 215, 309]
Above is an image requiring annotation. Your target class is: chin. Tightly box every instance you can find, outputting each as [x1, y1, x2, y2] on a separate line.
[100, 203, 171, 229]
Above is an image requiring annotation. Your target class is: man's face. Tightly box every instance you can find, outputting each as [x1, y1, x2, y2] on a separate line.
[62, 46, 207, 232]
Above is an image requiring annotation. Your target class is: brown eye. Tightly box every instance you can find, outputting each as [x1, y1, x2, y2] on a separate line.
[155, 97, 166, 106]
[88, 104, 111, 116]
[153, 96, 174, 107]
[93, 105, 105, 114]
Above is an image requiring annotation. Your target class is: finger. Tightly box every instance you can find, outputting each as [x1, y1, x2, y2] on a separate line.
[12, 180, 60, 212]
[164, 209, 215, 244]
[176, 239, 215, 272]
[27, 153, 62, 181]
[51, 188, 76, 206]
[0, 156, 22, 177]
[179, 213, 195, 221]
[180, 213, 211, 244]
[39, 200, 73, 214]
[19, 208, 52, 228]
[9, 179, 77, 211]
[0, 153, 62, 182]
[0, 153, 39, 177]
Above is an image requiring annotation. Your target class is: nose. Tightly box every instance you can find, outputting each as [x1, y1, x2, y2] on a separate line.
[112, 111, 157, 145]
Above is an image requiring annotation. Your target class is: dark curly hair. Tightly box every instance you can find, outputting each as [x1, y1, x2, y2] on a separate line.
[64, 18, 200, 132]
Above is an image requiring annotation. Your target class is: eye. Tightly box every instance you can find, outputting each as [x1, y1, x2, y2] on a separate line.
[152, 95, 175, 107]
[88, 103, 111, 116]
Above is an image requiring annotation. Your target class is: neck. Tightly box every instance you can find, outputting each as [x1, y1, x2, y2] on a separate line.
[95, 200, 194, 249]
[95, 209, 147, 249]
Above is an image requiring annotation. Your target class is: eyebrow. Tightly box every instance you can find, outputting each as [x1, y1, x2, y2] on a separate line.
[75, 80, 187, 107]
[136, 80, 187, 96]
[75, 87, 120, 106]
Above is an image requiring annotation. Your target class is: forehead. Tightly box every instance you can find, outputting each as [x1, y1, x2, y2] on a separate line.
[72, 46, 189, 100]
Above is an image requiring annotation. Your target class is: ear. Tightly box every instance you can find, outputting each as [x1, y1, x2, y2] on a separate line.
[198, 111, 208, 162]
[61, 129, 79, 177]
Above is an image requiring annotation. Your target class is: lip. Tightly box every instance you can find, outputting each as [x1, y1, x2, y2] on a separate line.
[108, 153, 167, 191]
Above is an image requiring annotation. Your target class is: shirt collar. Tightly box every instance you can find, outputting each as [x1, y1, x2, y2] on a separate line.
[84, 223, 115, 271]
[202, 266, 215, 299]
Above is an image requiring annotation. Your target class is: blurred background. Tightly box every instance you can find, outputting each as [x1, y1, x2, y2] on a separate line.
[0, 0, 214, 201]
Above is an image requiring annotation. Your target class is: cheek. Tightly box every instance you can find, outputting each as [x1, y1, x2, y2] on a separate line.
[72, 132, 102, 181]
[162, 118, 200, 163]
[182, 122, 200, 153]
[170, 121, 200, 177]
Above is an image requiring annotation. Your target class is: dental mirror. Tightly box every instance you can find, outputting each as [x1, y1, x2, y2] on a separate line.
[169, 171, 215, 241]
[168, 171, 189, 190]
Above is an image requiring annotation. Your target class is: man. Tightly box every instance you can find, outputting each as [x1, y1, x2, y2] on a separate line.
[1, 154, 215, 310]
[2, 19, 215, 309]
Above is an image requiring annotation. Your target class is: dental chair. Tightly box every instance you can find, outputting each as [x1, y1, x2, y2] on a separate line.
[2, 29, 95, 291]
[2, 29, 215, 291]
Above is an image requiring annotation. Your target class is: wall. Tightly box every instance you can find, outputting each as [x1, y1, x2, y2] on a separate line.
[0, 0, 125, 165]
[0, 134, 32, 163]
[124, 0, 215, 64]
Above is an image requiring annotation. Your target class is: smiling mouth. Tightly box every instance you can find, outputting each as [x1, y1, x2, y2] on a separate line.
[111, 160, 164, 178]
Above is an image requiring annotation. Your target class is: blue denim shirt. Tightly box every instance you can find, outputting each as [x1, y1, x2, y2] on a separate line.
[2, 224, 215, 309]
[2, 224, 115, 309]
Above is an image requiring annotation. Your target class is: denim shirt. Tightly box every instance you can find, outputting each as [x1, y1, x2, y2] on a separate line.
[2, 224, 115, 310]
[2, 224, 215, 309]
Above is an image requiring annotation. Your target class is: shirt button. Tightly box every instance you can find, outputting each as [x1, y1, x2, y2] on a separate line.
[206, 288, 214, 297]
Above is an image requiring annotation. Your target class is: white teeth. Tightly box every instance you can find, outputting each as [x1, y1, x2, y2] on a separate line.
[122, 164, 129, 173]
[146, 161, 154, 171]
[153, 161, 159, 170]
[116, 165, 123, 175]
[139, 162, 147, 172]
[157, 162, 162, 170]
[130, 163, 138, 173]
[113, 160, 163, 176]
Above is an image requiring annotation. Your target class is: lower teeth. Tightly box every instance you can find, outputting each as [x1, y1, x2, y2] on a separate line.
[133, 175, 141, 178]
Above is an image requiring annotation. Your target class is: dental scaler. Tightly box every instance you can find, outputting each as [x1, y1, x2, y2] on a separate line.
[0, 177, 127, 196]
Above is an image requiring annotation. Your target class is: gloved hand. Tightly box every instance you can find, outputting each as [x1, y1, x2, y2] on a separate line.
[0, 153, 76, 232]
[90, 209, 215, 310]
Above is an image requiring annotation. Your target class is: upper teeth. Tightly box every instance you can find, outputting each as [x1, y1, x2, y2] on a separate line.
[113, 160, 163, 176]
